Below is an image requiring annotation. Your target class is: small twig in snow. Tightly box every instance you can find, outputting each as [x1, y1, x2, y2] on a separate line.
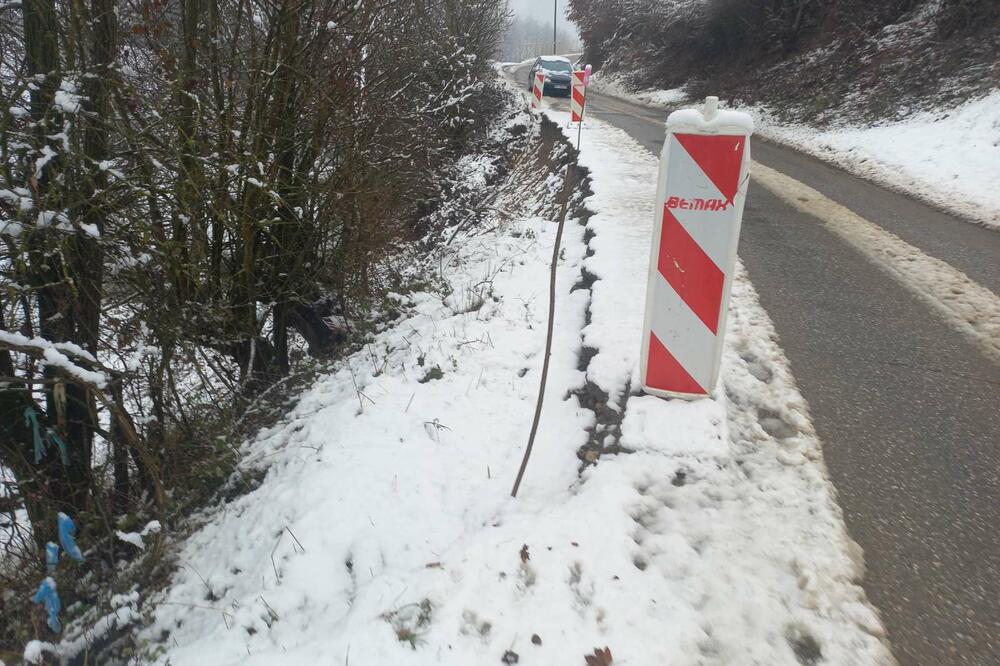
[271, 531, 284, 582]
[183, 562, 213, 596]
[348, 363, 375, 413]
[259, 596, 279, 621]
[286, 527, 305, 553]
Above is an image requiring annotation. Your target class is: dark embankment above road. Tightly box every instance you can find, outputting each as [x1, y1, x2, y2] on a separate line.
[567, 0, 999, 123]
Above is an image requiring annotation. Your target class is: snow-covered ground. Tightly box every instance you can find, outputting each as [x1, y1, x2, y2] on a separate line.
[589, 72, 688, 109]
[588, 77, 1000, 230]
[119, 88, 893, 665]
[753, 92, 1000, 230]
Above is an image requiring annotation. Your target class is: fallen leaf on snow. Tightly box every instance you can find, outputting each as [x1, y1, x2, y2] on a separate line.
[585, 646, 613, 665]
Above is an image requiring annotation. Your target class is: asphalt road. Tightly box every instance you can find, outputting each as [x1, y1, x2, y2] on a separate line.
[511, 65, 1000, 665]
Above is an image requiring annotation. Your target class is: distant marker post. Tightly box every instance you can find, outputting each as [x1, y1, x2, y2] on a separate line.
[531, 71, 545, 109]
[573, 64, 592, 150]
[570, 66, 588, 124]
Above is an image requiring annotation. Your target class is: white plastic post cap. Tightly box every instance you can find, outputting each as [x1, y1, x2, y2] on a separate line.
[666, 97, 754, 134]
[703, 96, 719, 121]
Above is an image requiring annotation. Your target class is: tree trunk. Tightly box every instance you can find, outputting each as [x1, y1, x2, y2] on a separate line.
[288, 303, 345, 358]
[110, 384, 130, 516]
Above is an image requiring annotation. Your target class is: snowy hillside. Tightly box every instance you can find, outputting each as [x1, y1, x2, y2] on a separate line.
[0, 0, 513, 659]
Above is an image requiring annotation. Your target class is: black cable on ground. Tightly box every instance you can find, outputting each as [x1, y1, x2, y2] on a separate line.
[510, 154, 578, 498]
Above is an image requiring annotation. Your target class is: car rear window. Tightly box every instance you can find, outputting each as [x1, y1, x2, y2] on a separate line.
[540, 59, 572, 72]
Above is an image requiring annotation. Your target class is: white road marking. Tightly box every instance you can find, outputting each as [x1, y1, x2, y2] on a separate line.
[751, 161, 1000, 366]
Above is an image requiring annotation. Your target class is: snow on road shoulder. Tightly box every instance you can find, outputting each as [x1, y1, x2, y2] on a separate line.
[752, 91, 1000, 230]
[550, 111, 659, 407]
[540, 99, 892, 663]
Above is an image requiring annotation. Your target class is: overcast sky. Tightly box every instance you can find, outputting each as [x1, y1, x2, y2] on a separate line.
[507, 0, 579, 34]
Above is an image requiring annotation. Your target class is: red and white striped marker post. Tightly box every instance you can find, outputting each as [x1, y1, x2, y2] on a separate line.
[570, 70, 587, 122]
[639, 97, 754, 398]
[531, 71, 545, 109]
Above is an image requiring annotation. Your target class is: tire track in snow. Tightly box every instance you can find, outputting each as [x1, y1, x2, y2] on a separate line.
[751, 161, 1000, 366]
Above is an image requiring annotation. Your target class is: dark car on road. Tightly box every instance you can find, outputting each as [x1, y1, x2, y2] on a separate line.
[527, 56, 573, 97]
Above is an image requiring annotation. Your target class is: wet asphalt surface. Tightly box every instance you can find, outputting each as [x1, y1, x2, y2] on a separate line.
[511, 65, 1000, 665]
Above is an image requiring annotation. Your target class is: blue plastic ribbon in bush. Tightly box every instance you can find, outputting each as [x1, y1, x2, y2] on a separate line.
[32, 576, 62, 633]
[46, 541, 60, 573]
[57, 512, 83, 562]
[47, 428, 71, 466]
[23, 407, 71, 466]
[24, 406, 44, 464]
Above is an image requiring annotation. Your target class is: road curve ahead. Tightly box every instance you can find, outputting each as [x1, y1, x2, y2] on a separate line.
[509, 64, 1000, 665]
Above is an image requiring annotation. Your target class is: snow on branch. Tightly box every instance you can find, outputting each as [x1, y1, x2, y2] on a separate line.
[0, 330, 107, 388]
